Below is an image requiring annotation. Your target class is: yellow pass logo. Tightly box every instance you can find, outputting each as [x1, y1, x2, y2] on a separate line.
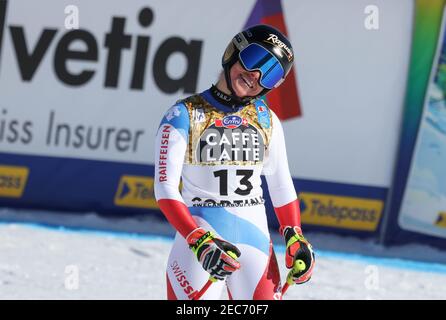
[435, 212, 446, 228]
[114, 175, 158, 209]
[0, 165, 29, 198]
[299, 192, 384, 231]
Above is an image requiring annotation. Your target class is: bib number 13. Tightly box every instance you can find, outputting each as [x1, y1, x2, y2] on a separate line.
[213, 169, 253, 196]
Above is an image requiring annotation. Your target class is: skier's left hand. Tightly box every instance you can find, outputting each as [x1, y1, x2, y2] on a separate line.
[282, 226, 315, 284]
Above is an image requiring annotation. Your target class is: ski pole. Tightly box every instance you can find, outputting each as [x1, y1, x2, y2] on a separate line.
[192, 251, 238, 300]
[281, 259, 306, 296]
[192, 277, 218, 300]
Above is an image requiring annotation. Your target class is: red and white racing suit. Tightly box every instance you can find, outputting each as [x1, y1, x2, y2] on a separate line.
[154, 87, 301, 300]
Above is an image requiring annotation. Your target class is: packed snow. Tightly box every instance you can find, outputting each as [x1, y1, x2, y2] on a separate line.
[1, 218, 446, 300]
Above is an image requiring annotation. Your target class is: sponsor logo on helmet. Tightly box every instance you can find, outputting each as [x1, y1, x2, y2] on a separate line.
[265, 34, 293, 62]
[215, 115, 248, 129]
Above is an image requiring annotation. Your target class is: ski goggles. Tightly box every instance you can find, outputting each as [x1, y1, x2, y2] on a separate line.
[238, 43, 285, 89]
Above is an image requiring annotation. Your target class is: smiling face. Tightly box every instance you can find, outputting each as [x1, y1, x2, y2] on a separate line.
[229, 61, 263, 98]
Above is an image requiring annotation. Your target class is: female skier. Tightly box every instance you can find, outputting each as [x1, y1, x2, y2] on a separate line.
[154, 24, 315, 300]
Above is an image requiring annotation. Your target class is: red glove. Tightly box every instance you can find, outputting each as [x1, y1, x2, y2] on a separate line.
[186, 228, 241, 281]
[282, 226, 315, 284]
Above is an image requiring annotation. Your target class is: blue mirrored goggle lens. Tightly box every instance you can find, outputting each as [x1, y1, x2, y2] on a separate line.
[239, 44, 285, 89]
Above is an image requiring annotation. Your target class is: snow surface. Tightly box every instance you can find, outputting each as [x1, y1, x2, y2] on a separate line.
[1, 222, 446, 300]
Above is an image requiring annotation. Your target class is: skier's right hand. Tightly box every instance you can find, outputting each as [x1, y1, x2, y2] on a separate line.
[186, 227, 241, 281]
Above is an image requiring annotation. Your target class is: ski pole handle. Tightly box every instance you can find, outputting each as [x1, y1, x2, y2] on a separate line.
[281, 259, 306, 296]
[192, 251, 238, 300]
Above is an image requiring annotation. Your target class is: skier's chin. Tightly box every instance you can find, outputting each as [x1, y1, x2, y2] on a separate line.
[233, 81, 257, 99]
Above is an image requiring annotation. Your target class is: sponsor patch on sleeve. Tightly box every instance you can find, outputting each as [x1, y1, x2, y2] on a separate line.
[255, 101, 270, 129]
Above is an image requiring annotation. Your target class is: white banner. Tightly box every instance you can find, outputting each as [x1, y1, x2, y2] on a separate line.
[0, 0, 413, 188]
[0, 0, 255, 164]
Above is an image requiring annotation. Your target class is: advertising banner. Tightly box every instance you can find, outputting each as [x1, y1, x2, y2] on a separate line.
[399, 5, 446, 238]
[384, 0, 446, 247]
[0, 0, 414, 235]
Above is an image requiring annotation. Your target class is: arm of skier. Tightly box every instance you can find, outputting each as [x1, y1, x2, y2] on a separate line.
[263, 110, 315, 284]
[154, 104, 198, 239]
